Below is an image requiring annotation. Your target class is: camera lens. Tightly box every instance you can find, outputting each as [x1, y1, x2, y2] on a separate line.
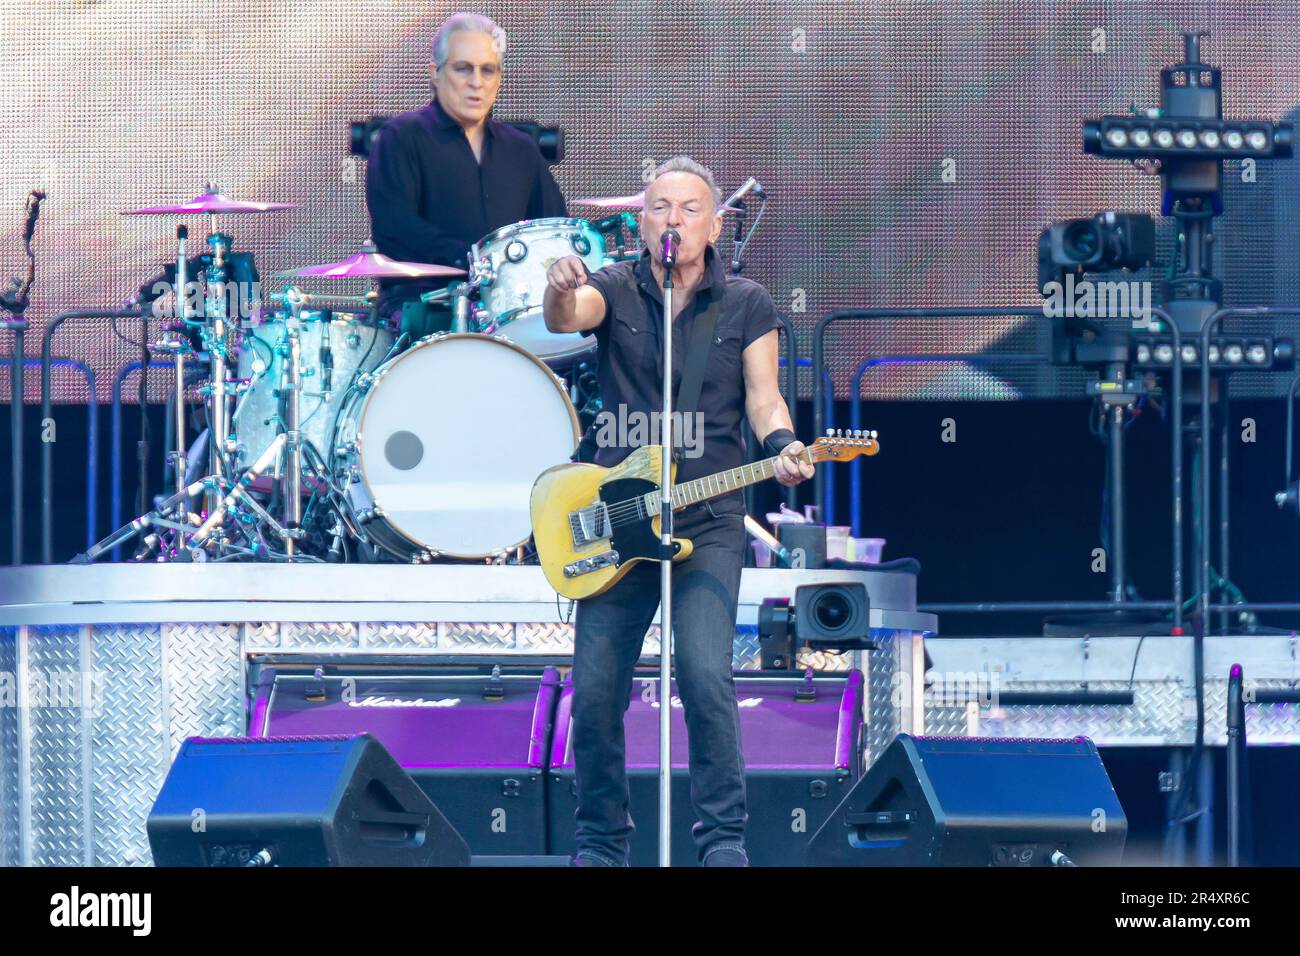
[814, 593, 853, 632]
[1063, 221, 1099, 263]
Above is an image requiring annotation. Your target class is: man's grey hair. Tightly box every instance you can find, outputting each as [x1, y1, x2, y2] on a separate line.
[431, 13, 505, 68]
[651, 156, 723, 207]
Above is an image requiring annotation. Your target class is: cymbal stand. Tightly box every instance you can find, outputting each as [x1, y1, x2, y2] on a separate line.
[276, 287, 311, 558]
[200, 231, 235, 514]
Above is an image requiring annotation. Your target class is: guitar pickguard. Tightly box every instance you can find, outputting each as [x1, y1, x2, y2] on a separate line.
[598, 477, 662, 564]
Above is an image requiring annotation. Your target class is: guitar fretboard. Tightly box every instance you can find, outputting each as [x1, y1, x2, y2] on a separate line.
[638, 450, 812, 515]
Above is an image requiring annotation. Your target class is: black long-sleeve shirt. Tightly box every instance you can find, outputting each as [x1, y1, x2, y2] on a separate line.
[366, 97, 567, 310]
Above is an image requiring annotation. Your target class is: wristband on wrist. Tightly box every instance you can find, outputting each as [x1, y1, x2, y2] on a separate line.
[762, 428, 798, 457]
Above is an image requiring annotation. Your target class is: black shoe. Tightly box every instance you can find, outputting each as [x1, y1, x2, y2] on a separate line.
[702, 847, 749, 867]
[571, 852, 624, 867]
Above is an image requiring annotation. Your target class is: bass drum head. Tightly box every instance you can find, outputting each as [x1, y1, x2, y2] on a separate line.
[352, 333, 579, 559]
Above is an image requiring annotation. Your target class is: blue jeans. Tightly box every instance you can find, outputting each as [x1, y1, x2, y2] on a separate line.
[570, 498, 749, 865]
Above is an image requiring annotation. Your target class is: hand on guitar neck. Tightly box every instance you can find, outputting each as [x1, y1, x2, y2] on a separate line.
[772, 438, 815, 487]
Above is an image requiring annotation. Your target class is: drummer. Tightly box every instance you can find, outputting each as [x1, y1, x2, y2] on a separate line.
[366, 12, 567, 334]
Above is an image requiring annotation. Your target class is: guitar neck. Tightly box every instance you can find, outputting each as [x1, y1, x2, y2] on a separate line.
[640, 449, 812, 514]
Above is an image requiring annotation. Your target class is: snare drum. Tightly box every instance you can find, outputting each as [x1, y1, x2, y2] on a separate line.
[332, 333, 580, 561]
[471, 217, 608, 366]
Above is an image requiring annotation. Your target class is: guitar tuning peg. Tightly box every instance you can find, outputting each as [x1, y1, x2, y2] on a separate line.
[852, 429, 862, 439]
[825, 428, 834, 437]
[870, 430, 878, 439]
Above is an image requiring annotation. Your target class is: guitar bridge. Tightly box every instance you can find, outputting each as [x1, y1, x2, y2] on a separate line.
[563, 550, 620, 578]
[569, 502, 612, 548]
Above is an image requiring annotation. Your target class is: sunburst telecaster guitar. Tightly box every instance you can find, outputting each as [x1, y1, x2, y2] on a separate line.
[530, 431, 880, 600]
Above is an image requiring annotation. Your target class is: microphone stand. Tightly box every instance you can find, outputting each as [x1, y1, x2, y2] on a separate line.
[1226, 663, 1248, 866]
[2, 190, 44, 564]
[657, 230, 680, 867]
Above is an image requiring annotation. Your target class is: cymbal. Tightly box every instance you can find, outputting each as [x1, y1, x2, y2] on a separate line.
[276, 244, 467, 280]
[573, 191, 741, 214]
[123, 187, 297, 216]
[573, 191, 647, 209]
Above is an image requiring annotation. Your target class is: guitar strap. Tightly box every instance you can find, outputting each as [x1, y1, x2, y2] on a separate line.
[669, 287, 723, 463]
[571, 284, 724, 464]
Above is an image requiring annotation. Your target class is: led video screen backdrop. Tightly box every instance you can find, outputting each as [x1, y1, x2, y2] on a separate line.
[3, 0, 1300, 404]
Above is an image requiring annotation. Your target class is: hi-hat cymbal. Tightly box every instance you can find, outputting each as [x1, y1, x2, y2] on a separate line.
[573, 190, 741, 214]
[276, 243, 467, 280]
[123, 186, 297, 216]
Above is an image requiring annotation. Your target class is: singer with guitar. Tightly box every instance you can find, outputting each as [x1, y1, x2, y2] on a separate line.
[540, 156, 811, 867]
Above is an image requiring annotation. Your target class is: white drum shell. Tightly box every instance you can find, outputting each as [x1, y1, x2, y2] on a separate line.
[472, 217, 607, 365]
[234, 312, 393, 468]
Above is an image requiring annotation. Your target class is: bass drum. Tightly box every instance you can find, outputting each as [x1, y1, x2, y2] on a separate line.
[333, 333, 580, 561]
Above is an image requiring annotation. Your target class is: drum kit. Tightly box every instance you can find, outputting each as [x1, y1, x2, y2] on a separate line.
[79, 183, 741, 565]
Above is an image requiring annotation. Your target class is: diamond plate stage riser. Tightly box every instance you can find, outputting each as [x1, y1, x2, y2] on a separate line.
[26, 626, 87, 867]
[7, 624, 244, 868]
[233, 621, 829, 670]
[161, 624, 244, 756]
[0, 628, 19, 868]
[864, 633, 927, 766]
[91, 625, 167, 866]
[917, 681, 1300, 747]
[13, 616, 1295, 867]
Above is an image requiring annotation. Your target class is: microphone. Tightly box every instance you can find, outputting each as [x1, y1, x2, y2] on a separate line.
[175, 224, 189, 322]
[22, 190, 46, 243]
[661, 228, 680, 268]
[320, 321, 334, 395]
[723, 177, 765, 211]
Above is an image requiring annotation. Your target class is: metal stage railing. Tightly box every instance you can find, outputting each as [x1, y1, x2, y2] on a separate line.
[107, 360, 176, 561]
[39, 309, 142, 563]
[2, 356, 99, 555]
[812, 307, 1187, 632]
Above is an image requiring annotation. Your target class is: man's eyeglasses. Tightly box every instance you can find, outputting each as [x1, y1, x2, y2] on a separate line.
[441, 61, 502, 81]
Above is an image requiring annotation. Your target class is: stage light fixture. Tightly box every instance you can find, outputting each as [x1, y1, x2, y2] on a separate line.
[1129, 336, 1294, 371]
[1084, 117, 1291, 161]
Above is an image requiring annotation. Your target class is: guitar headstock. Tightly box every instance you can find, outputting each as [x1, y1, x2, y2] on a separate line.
[808, 429, 880, 462]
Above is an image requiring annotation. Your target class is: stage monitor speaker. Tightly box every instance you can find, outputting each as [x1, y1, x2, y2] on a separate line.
[147, 733, 471, 867]
[806, 734, 1126, 866]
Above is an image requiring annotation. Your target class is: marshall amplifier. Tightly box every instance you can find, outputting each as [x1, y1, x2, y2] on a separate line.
[548, 669, 864, 866]
[806, 734, 1128, 866]
[250, 664, 561, 856]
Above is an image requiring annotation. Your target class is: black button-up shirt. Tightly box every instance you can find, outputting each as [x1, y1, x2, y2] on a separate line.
[583, 246, 780, 511]
[365, 98, 567, 308]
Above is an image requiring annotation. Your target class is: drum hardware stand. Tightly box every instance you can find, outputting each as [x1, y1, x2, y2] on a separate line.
[590, 212, 641, 261]
[190, 434, 289, 547]
[152, 328, 197, 557]
[197, 231, 238, 513]
[420, 279, 479, 333]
